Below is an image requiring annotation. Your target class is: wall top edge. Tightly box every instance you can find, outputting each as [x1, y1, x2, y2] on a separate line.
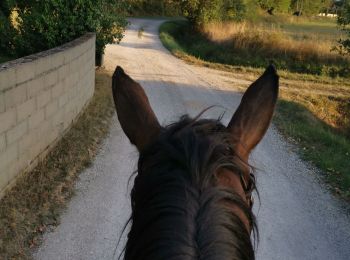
[0, 33, 96, 72]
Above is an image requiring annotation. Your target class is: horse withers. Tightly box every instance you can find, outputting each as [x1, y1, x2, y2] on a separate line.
[112, 65, 279, 260]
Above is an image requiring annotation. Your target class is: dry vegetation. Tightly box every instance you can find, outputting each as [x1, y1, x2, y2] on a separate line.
[202, 21, 345, 65]
[0, 69, 114, 259]
[200, 17, 350, 77]
[162, 17, 350, 77]
[278, 79, 350, 136]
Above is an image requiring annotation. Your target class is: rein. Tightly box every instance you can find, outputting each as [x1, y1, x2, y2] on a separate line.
[226, 146, 255, 209]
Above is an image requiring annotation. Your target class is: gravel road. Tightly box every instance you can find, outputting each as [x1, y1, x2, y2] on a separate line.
[34, 18, 350, 260]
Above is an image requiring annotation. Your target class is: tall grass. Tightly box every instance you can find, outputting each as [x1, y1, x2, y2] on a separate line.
[201, 20, 349, 77]
[203, 21, 337, 58]
[164, 20, 350, 77]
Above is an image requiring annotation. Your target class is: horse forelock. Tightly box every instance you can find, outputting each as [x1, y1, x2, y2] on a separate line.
[124, 115, 257, 260]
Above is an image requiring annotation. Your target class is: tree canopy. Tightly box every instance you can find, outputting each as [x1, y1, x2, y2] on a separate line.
[0, 0, 345, 62]
[0, 0, 127, 63]
[178, 0, 246, 27]
[290, 0, 332, 15]
[337, 0, 350, 55]
[258, 0, 291, 14]
[175, 0, 336, 27]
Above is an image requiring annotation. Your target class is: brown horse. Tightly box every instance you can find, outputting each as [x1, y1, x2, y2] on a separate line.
[112, 65, 279, 260]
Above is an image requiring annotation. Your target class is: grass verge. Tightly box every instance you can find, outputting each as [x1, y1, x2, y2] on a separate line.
[275, 100, 350, 198]
[160, 21, 350, 200]
[0, 69, 115, 259]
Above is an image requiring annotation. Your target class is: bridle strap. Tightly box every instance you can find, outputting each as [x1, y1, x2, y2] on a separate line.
[239, 171, 255, 209]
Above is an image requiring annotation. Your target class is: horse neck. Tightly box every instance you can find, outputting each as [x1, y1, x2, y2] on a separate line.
[124, 168, 255, 260]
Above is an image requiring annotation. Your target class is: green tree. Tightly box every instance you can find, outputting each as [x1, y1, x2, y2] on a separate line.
[0, 0, 16, 57]
[257, 0, 291, 14]
[223, 0, 247, 20]
[178, 0, 246, 28]
[0, 0, 127, 64]
[290, 0, 329, 15]
[337, 0, 350, 55]
[125, 0, 181, 16]
[243, 0, 260, 19]
[319, 0, 334, 14]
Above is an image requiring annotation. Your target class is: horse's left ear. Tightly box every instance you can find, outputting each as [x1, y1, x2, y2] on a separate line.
[227, 65, 279, 160]
[112, 66, 161, 151]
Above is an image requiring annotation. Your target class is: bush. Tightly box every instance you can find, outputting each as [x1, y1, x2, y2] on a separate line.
[257, 0, 291, 14]
[337, 1, 350, 55]
[0, 1, 16, 57]
[178, 0, 246, 28]
[125, 0, 181, 16]
[0, 0, 127, 64]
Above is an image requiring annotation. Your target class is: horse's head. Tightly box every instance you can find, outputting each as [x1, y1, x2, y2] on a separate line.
[112, 65, 279, 259]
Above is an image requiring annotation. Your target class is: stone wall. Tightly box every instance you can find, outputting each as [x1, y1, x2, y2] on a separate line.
[0, 33, 96, 198]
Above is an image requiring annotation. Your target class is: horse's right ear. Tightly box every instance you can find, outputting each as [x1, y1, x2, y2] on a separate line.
[112, 66, 161, 151]
[227, 65, 279, 160]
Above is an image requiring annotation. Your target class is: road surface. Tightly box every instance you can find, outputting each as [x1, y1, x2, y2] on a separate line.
[34, 19, 350, 260]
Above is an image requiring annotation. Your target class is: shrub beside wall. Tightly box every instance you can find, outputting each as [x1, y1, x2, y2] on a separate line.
[0, 33, 96, 198]
[0, 1, 126, 65]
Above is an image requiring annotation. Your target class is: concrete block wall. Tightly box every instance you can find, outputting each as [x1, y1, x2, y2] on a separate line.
[0, 33, 96, 198]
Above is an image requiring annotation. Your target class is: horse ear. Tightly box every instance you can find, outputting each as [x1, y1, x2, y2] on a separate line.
[227, 65, 279, 159]
[112, 66, 161, 151]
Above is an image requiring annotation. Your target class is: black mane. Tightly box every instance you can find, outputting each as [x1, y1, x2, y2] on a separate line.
[124, 115, 258, 260]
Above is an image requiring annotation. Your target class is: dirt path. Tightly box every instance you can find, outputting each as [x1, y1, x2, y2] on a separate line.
[34, 19, 350, 260]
